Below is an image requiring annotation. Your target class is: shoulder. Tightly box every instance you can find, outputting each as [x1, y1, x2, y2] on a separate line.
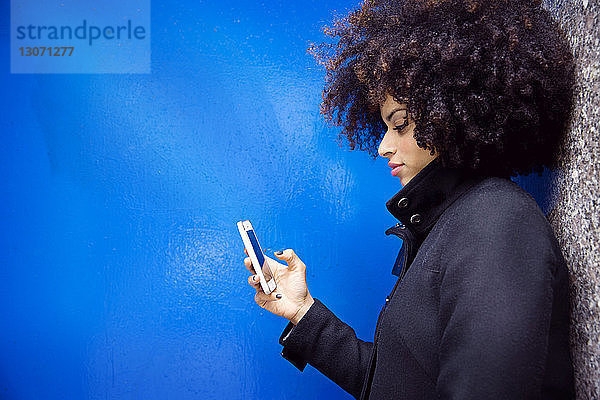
[436, 176, 563, 268]
[449, 176, 549, 230]
[458, 176, 541, 212]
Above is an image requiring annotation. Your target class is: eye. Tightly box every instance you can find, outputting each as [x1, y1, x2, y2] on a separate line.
[393, 119, 409, 132]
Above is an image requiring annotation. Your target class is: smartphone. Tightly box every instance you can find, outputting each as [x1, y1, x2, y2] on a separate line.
[237, 220, 277, 295]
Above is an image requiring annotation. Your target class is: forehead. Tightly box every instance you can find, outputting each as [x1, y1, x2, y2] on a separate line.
[380, 94, 407, 118]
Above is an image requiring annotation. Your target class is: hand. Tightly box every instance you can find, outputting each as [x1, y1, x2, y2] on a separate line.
[244, 248, 315, 325]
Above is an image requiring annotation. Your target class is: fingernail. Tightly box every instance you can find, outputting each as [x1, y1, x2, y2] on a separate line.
[276, 294, 282, 299]
[275, 250, 284, 255]
[252, 275, 257, 282]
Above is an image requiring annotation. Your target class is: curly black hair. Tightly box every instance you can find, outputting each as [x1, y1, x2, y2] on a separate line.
[308, 0, 576, 177]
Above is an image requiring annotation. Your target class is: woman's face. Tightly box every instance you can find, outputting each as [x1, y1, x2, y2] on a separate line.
[378, 94, 438, 186]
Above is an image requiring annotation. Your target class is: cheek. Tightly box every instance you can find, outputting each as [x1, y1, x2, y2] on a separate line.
[398, 140, 413, 155]
[398, 137, 418, 162]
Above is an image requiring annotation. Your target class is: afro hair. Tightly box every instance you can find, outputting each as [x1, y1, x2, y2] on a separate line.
[309, 0, 576, 177]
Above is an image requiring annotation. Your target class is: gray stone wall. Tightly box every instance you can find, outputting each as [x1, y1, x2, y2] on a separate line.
[544, 0, 600, 398]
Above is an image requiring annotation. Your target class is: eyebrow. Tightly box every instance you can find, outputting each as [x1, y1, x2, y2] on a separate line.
[386, 107, 407, 122]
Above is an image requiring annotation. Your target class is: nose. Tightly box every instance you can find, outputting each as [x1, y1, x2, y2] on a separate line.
[378, 130, 395, 158]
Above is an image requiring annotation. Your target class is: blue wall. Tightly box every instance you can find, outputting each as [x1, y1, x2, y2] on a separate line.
[0, 1, 552, 399]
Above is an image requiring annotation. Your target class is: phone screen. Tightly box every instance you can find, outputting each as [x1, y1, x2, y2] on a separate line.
[246, 229, 274, 281]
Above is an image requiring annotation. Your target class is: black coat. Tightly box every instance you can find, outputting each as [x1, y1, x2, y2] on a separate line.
[278, 158, 575, 399]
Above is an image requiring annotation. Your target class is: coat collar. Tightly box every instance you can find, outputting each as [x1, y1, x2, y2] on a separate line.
[386, 158, 485, 241]
[385, 158, 485, 276]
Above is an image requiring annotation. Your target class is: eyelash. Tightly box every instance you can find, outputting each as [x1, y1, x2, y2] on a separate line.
[393, 120, 409, 132]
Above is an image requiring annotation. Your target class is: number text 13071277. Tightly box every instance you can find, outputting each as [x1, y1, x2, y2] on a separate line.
[19, 47, 74, 56]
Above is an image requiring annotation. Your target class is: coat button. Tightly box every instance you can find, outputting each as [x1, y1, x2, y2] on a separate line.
[397, 197, 409, 208]
[410, 213, 422, 225]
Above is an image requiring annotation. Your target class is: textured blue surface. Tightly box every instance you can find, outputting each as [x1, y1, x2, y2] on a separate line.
[0, 1, 551, 399]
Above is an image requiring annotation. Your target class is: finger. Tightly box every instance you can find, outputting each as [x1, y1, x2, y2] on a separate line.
[244, 247, 248, 256]
[273, 249, 304, 271]
[244, 257, 253, 272]
[255, 291, 282, 303]
[264, 257, 282, 276]
[248, 274, 261, 287]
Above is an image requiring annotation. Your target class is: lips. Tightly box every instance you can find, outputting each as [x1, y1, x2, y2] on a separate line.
[388, 162, 404, 177]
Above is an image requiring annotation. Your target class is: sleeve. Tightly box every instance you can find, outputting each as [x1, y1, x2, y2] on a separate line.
[436, 199, 558, 399]
[278, 298, 374, 399]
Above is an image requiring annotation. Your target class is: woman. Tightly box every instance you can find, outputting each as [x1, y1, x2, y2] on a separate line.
[243, 0, 576, 398]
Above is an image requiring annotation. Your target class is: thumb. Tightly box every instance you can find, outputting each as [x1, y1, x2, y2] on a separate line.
[274, 249, 304, 271]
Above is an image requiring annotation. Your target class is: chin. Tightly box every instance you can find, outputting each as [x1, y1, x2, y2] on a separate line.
[400, 174, 414, 187]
